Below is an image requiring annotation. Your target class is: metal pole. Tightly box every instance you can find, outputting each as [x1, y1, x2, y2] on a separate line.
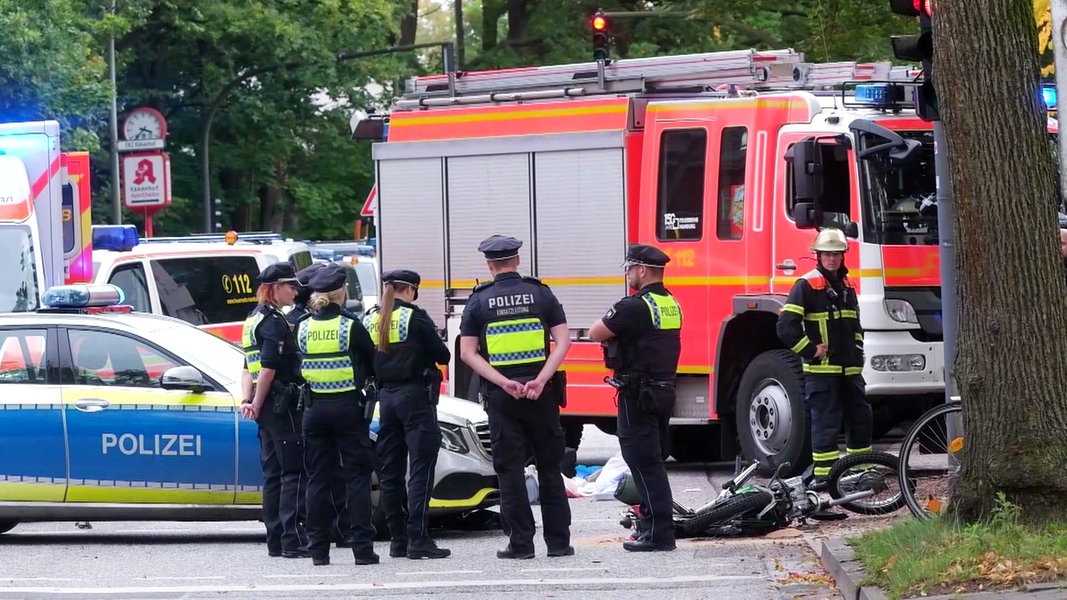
[935, 121, 957, 402]
[108, 0, 122, 224]
[1051, 0, 1067, 202]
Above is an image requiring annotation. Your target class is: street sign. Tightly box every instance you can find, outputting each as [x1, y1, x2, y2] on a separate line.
[122, 152, 171, 209]
[117, 139, 165, 152]
[360, 184, 377, 217]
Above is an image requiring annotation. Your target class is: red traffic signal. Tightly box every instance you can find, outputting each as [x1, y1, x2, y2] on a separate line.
[591, 9, 610, 61]
[592, 15, 608, 31]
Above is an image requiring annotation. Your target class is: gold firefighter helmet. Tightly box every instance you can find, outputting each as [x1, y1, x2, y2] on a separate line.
[810, 228, 849, 252]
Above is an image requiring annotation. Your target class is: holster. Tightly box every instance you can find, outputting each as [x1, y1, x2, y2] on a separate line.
[424, 367, 443, 406]
[269, 380, 302, 415]
[361, 378, 379, 421]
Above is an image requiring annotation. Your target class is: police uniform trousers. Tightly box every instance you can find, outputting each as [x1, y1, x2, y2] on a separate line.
[302, 394, 376, 559]
[805, 374, 873, 477]
[256, 402, 307, 554]
[484, 384, 571, 554]
[377, 382, 442, 549]
[328, 455, 351, 544]
[617, 382, 676, 546]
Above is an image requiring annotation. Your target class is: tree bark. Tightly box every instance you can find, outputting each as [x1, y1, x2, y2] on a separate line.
[506, 0, 527, 44]
[399, 0, 418, 46]
[482, 0, 506, 51]
[938, 0, 1067, 526]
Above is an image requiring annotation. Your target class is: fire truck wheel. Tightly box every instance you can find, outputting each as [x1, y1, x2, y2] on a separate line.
[735, 349, 811, 477]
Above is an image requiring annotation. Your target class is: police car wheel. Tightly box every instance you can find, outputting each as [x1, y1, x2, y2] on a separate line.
[735, 349, 810, 477]
[0, 521, 16, 535]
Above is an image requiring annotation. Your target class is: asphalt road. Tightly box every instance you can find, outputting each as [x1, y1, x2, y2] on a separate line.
[0, 427, 844, 599]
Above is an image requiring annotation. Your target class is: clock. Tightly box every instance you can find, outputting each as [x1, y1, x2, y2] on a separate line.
[122, 107, 167, 141]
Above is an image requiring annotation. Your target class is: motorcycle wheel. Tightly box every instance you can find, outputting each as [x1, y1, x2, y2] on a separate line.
[679, 490, 775, 537]
[826, 451, 907, 515]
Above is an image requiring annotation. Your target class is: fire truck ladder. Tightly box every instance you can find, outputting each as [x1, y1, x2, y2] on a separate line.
[394, 48, 921, 110]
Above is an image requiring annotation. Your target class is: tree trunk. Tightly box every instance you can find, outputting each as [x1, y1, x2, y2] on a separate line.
[399, 0, 418, 46]
[454, 0, 465, 69]
[482, 0, 505, 51]
[506, 0, 527, 44]
[938, 0, 1067, 526]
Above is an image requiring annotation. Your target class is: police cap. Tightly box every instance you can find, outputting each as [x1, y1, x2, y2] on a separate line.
[256, 262, 299, 286]
[478, 235, 522, 261]
[307, 263, 347, 293]
[622, 244, 670, 269]
[295, 262, 325, 287]
[382, 269, 421, 288]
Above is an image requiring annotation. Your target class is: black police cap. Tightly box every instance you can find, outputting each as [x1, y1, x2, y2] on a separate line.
[307, 263, 347, 293]
[622, 244, 671, 268]
[382, 269, 421, 288]
[256, 262, 299, 285]
[478, 235, 522, 261]
[295, 262, 325, 286]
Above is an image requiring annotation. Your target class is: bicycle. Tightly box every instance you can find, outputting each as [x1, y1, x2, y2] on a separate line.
[896, 397, 964, 519]
[615, 450, 906, 539]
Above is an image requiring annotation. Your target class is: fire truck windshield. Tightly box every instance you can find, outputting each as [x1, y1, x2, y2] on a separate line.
[858, 129, 937, 246]
[0, 226, 39, 312]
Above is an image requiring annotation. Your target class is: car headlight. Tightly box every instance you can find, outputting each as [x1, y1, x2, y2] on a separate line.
[884, 299, 919, 324]
[439, 422, 469, 454]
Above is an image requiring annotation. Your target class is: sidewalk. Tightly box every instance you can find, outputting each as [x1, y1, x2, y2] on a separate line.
[819, 536, 1067, 600]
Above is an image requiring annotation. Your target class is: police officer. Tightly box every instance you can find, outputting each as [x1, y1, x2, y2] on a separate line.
[588, 244, 682, 553]
[296, 263, 379, 566]
[458, 235, 574, 559]
[239, 262, 308, 559]
[776, 228, 871, 493]
[363, 269, 452, 560]
[291, 262, 352, 548]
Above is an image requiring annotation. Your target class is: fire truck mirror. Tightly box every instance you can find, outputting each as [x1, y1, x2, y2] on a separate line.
[786, 138, 824, 202]
[843, 221, 860, 239]
[792, 202, 816, 229]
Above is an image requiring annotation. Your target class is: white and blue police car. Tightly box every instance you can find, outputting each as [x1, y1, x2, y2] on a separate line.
[0, 284, 498, 536]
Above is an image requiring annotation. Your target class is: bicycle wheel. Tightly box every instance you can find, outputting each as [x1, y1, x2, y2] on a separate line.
[680, 490, 775, 537]
[897, 401, 963, 519]
[826, 451, 906, 515]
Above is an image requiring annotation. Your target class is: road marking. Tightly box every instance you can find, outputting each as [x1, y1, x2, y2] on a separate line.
[519, 567, 605, 573]
[262, 574, 350, 579]
[0, 578, 79, 582]
[0, 574, 765, 595]
[394, 570, 483, 576]
[143, 576, 224, 581]
[112, 528, 193, 534]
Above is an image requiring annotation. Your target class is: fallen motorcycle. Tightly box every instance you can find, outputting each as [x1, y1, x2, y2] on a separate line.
[616, 451, 905, 539]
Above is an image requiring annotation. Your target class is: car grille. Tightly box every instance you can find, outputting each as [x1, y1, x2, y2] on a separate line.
[472, 421, 493, 459]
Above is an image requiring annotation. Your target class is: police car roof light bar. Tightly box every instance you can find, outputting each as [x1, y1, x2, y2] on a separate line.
[40, 284, 127, 312]
[92, 225, 140, 252]
[138, 231, 284, 245]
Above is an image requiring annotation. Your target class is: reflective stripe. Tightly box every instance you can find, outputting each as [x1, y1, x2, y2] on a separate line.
[791, 337, 811, 354]
[847, 446, 872, 455]
[855, 333, 863, 342]
[641, 293, 682, 330]
[298, 316, 356, 393]
[485, 318, 546, 366]
[839, 309, 859, 319]
[781, 303, 805, 316]
[844, 366, 863, 376]
[362, 307, 413, 347]
[804, 312, 829, 321]
[812, 450, 839, 477]
[241, 312, 266, 382]
[804, 364, 844, 374]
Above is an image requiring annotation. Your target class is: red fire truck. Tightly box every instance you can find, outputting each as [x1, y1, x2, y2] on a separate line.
[359, 49, 947, 472]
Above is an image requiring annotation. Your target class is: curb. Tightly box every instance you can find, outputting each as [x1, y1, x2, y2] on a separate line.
[820, 538, 889, 600]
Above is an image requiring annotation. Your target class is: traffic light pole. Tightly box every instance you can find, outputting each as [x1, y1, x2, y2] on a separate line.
[934, 122, 958, 401]
[1050, 1, 1067, 201]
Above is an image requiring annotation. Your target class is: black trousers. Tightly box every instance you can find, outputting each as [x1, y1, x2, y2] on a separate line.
[484, 384, 571, 554]
[805, 374, 873, 477]
[377, 382, 441, 549]
[302, 395, 376, 558]
[617, 384, 675, 546]
[256, 405, 307, 553]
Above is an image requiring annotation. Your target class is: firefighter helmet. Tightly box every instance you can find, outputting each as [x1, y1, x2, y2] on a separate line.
[810, 228, 849, 252]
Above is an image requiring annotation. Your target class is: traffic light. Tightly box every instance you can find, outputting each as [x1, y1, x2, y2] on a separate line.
[212, 197, 223, 233]
[889, 0, 938, 121]
[591, 9, 610, 62]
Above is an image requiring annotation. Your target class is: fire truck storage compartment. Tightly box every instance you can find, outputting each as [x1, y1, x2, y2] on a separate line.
[375, 157, 447, 322]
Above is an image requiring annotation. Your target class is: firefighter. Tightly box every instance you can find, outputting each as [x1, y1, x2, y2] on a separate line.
[364, 269, 452, 560]
[239, 262, 308, 559]
[588, 244, 681, 553]
[776, 228, 872, 494]
[291, 262, 352, 548]
[296, 263, 379, 566]
[458, 235, 574, 559]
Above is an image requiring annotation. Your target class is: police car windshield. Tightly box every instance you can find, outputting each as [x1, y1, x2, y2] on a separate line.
[858, 130, 937, 246]
[352, 262, 378, 293]
[145, 322, 243, 384]
[0, 226, 39, 312]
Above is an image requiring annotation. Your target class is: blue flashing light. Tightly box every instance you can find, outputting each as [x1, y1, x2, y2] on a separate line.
[854, 84, 896, 107]
[41, 284, 125, 309]
[92, 224, 140, 252]
[1042, 84, 1057, 111]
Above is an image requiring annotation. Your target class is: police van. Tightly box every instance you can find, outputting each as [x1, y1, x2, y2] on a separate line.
[0, 284, 498, 536]
[90, 227, 325, 344]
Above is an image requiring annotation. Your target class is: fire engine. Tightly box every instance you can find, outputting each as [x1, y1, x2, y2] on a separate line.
[0, 120, 93, 312]
[358, 48, 954, 473]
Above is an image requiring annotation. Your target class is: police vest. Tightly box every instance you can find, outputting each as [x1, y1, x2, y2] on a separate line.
[473, 278, 549, 368]
[297, 315, 356, 393]
[640, 292, 682, 331]
[241, 311, 268, 383]
[362, 306, 413, 347]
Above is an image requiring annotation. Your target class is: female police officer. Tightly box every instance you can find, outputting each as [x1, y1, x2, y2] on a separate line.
[240, 263, 308, 559]
[296, 263, 378, 566]
[363, 269, 452, 560]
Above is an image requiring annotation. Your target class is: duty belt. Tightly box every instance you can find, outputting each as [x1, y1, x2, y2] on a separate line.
[603, 373, 675, 390]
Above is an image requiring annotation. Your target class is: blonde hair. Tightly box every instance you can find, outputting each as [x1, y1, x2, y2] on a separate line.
[375, 284, 398, 352]
[309, 287, 346, 312]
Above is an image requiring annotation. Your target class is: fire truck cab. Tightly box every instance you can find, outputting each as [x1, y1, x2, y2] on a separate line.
[362, 49, 945, 473]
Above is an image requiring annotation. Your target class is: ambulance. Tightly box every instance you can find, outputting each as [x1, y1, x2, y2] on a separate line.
[359, 48, 951, 473]
[0, 120, 93, 312]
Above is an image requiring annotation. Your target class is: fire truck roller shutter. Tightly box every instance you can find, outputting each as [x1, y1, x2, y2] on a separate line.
[375, 157, 446, 324]
[735, 349, 811, 477]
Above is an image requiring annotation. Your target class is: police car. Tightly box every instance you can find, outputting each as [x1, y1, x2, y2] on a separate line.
[0, 284, 498, 536]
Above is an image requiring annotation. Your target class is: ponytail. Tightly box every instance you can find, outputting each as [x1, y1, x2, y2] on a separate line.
[376, 284, 398, 352]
